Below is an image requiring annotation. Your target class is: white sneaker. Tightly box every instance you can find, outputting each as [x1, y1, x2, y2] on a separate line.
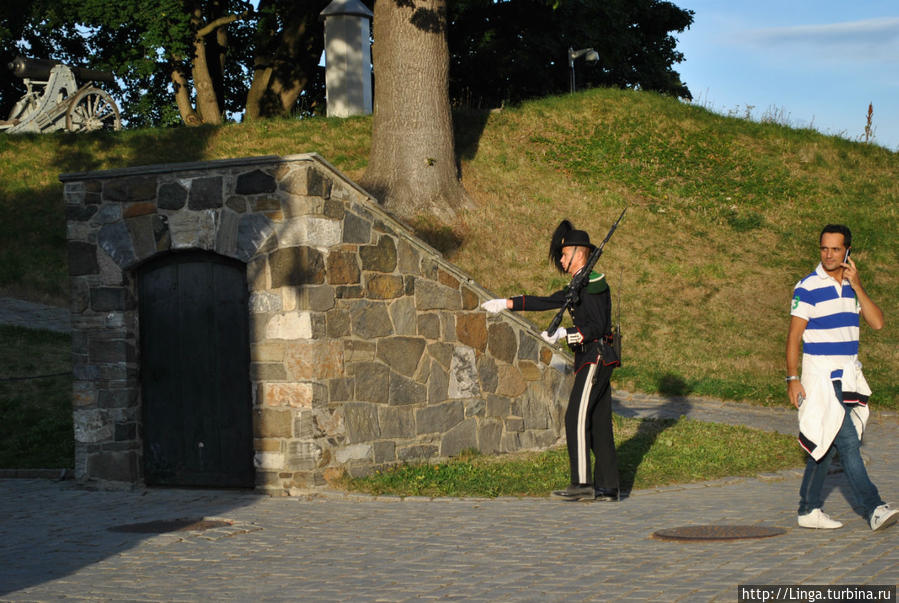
[798, 508, 843, 529]
[869, 504, 899, 532]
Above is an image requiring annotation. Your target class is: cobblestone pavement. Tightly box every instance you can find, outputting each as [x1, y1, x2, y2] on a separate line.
[2, 401, 897, 601]
[2, 298, 897, 600]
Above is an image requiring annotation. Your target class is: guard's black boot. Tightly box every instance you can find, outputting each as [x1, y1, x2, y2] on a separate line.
[551, 484, 594, 501]
[594, 487, 620, 502]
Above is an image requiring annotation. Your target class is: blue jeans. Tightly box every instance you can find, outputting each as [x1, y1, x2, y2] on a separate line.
[798, 383, 884, 520]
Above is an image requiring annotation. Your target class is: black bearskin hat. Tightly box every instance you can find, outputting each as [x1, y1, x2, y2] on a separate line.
[548, 220, 596, 273]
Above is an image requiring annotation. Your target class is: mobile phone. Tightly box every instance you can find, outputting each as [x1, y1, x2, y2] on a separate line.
[797, 393, 805, 408]
[843, 248, 851, 264]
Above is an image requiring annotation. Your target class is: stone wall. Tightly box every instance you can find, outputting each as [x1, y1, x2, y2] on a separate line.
[62, 153, 573, 494]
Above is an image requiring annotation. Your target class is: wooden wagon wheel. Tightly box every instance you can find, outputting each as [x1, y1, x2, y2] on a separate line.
[65, 87, 121, 132]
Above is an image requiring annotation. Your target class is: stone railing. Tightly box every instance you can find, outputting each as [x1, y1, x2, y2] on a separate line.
[62, 153, 573, 494]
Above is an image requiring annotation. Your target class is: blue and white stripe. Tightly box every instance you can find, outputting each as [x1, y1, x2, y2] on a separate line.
[791, 264, 860, 367]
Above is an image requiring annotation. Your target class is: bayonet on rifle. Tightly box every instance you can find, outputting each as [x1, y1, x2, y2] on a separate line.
[545, 207, 627, 335]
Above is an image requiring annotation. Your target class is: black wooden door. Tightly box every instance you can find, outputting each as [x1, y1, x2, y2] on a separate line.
[138, 251, 254, 487]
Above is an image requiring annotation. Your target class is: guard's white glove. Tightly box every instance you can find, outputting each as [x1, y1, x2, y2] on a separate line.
[480, 298, 508, 314]
[540, 327, 567, 345]
[566, 330, 585, 345]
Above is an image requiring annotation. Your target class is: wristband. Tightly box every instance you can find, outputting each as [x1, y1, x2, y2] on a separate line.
[785, 375, 800, 382]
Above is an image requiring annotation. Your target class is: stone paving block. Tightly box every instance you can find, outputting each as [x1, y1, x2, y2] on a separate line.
[2, 397, 898, 601]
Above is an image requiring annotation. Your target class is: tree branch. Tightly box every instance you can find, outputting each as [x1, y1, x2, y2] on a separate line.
[196, 11, 249, 38]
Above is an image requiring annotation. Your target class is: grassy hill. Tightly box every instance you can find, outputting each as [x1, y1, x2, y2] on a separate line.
[1, 87, 896, 408]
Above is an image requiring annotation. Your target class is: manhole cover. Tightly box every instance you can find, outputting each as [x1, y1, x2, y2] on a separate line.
[109, 518, 233, 534]
[652, 525, 786, 542]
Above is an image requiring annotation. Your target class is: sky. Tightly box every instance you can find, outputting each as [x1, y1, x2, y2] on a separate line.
[673, 1, 899, 151]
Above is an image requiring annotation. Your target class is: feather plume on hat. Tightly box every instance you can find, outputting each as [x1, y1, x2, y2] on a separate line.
[548, 220, 596, 273]
[549, 220, 574, 273]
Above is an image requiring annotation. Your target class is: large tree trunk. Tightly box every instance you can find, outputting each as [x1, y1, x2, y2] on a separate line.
[171, 67, 203, 126]
[192, 36, 223, 124]
[245, 63, 274, 120]
[361, 0, 468, 223]
[211, 24, 228, 108]
[245, 55, 310, 119]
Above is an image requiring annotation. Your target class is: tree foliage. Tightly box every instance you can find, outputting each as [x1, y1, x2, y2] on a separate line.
[0, 0, 330, 127]
[2, 0, 693, 127]
[448, 0, 694, 108]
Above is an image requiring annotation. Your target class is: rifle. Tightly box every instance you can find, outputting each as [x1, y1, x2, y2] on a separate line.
[545, 206, 628, 334]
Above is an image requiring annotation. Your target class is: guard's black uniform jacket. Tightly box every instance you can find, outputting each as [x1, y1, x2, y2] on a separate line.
[509, 268, 619, 489]
[509, 270, 613, 372]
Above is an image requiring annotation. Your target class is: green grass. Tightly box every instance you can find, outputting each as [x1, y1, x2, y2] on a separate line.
[1, 86, 896, 409]
[0, 325, 73, 468]
[343, 414, 805, 497]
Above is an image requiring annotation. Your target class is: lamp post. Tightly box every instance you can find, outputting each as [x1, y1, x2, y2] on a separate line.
[568, 47, 599, 93]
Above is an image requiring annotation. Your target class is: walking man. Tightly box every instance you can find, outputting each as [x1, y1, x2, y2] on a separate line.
[786, 224, 897, 531]
[481, 220, 620, 501]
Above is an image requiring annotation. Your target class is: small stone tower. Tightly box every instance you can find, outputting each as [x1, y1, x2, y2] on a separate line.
[320, 0, 373, 118]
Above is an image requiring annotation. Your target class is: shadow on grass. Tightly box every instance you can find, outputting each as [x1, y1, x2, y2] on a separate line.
[52, 125, 221, 175]
[0, 325, 73, 468]
[409, 215, 466, 257]
[615, 373, 694, 493]
[454, 107, 492, 164]
[1, 125, 222, 302]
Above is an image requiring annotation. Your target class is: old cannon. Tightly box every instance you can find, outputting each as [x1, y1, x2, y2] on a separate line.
[1, 56, 122, 134]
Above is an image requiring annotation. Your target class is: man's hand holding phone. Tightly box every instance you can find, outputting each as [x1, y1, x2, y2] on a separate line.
[841, 247, 864, 290]
[787, 379, 806, 409]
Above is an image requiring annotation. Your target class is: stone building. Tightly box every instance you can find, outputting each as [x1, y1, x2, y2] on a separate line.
[62, 153, 573, 495]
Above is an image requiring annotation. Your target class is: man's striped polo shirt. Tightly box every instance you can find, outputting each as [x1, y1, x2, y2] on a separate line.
[791, 262, 860, 376]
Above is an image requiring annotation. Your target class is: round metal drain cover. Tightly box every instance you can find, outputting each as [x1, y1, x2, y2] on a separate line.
[652, 525, 786, 542]
[109, 518, 232, 534]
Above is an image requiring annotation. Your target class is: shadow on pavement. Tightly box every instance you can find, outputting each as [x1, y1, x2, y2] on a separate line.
[613, 373, 694, 493]
[0, 479, 263, 596]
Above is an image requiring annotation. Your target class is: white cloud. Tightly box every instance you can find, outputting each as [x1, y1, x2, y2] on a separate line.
[740, 17, 899, 63]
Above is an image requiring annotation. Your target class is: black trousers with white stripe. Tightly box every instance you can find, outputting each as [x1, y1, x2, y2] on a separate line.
[565, 361, 618, 489]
